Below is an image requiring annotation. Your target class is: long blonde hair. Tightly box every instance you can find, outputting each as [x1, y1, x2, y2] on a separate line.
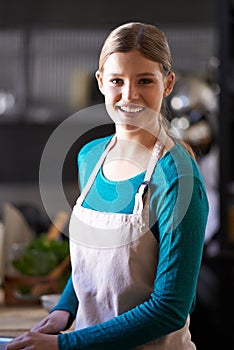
[98, 22, 195, 158]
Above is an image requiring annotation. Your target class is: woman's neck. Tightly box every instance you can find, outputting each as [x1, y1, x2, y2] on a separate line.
[102, 127, 159, 181]
[115, 125, 158, 152]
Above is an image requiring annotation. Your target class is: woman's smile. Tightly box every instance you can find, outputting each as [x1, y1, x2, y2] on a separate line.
[116, 104, 146, 115]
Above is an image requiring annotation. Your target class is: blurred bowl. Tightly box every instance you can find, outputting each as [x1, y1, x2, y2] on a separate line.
[40, 294, 61, 312]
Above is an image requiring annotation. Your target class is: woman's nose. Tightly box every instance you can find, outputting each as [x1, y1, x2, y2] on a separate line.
[122, 82, 139, 101]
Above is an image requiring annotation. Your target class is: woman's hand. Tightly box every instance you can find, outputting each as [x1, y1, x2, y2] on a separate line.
[31, 310, 70, 334]
[5, 310, 71, 350]
[6, 332, 58, 350]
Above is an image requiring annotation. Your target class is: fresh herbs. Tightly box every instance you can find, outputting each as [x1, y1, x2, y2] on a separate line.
[12, 234, 69, 276]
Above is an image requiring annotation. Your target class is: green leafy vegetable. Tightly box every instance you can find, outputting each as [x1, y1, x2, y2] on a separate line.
[12, 234, 69, 276]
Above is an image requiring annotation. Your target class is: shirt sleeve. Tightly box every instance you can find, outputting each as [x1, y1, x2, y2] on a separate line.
[58, 173, 209, 349]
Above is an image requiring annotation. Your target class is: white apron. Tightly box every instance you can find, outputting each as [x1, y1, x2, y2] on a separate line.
[69, 135, 196, 349]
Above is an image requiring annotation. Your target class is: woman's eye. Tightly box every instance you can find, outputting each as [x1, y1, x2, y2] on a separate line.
[139, 78, 153, 85]
[110, 78, 123, 85]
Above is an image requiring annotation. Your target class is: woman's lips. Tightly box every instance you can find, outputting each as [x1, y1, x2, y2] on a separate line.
[116, 105, 145, 114]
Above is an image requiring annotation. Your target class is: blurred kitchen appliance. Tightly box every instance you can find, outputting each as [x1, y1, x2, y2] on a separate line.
[167, 74, 220, 245]
[168, 74, 219, 153]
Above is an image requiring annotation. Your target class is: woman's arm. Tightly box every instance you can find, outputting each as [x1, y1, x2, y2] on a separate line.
[51, 274, 78, 330]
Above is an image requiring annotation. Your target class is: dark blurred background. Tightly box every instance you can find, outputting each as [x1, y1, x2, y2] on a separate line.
[0, 0, 234, 348]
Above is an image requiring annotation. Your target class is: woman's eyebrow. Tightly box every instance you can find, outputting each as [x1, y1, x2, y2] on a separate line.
[106, 72, 156, 77]
[136, 72, 156, 77]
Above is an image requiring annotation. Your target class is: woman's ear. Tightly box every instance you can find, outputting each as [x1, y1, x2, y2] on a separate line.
[95, 70, 105, 95]
[163, 72, 175, 97]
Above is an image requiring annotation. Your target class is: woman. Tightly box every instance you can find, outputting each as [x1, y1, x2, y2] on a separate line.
[7, 22, 208, 350]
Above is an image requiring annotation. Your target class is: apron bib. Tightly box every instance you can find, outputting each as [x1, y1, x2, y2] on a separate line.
[69, 135, 196, 349]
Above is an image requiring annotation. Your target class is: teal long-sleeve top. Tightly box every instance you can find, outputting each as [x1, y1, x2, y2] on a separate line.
[54, 135, 209, 349]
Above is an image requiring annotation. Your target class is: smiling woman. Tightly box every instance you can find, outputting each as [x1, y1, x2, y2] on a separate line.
[6, 22, 209, 350]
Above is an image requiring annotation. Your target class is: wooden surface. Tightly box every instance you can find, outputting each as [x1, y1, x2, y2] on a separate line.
[0, 288, 48, 337]
[0, 306, 48, 337]
[0, 288, 74, 338]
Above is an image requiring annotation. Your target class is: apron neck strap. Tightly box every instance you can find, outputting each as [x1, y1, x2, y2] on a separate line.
[77, 135, 117, 205]
[144, 127, 167, 183]
[134, 128, 167, 208]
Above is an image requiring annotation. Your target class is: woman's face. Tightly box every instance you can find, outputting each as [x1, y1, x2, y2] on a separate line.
[96, 50, 174, 131]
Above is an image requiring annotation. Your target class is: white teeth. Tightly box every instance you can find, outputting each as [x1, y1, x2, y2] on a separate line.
[119, 106, 144, 113]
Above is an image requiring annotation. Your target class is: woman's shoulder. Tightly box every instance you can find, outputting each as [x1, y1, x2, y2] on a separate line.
[152, 142, 209, 217]
[157, 142, 204, 184]
[77, 135, 114, 185]
[78, 135, 113, 160]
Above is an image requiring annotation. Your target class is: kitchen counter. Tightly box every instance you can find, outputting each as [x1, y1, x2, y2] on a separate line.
[0, 288, 48, 337]
[0, 288, 74, 339]
[0, 306, 48, 338]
